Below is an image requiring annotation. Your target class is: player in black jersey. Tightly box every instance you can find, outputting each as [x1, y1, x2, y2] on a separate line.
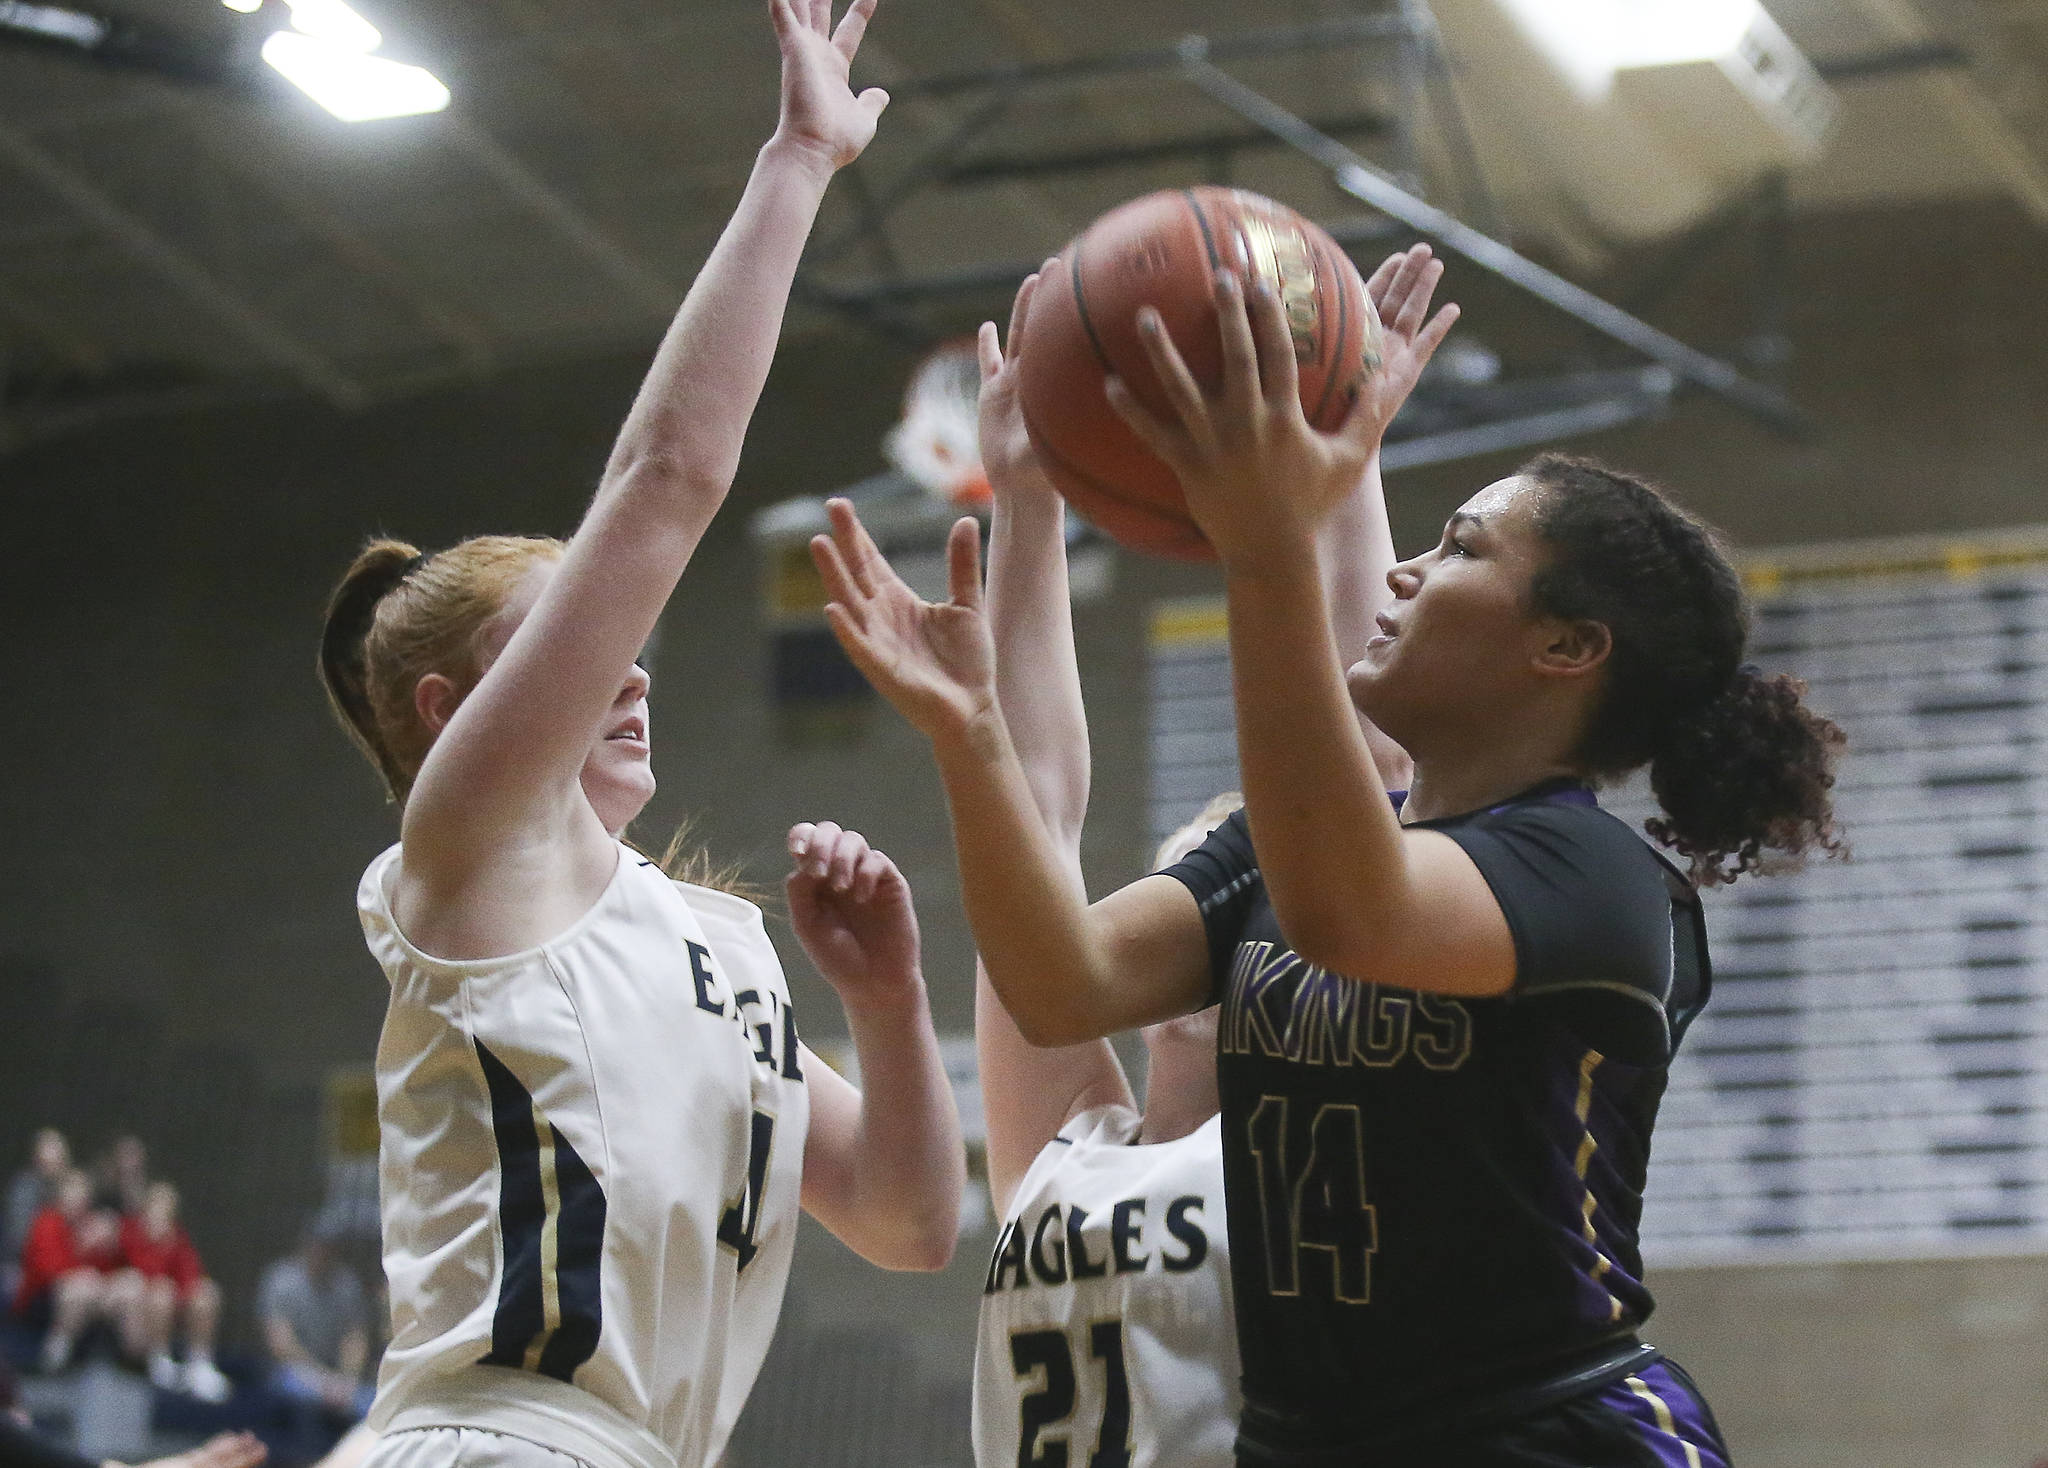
[810, 256, 1844, 1466]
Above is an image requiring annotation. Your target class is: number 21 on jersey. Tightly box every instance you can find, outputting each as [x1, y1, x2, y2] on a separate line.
[1246, 1096, 1378, 1303]
[1010, 1319, 1131, 1468]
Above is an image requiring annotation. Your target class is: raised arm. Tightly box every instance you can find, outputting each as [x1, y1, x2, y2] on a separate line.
[973, 275, 1138, 1218]
[811, 504, 1212, 1046]
[787, 823, 963, 1271]
[400, 1, 889, 897]
[1106, 252, 1518, 998]
[1319, 249, 1446, 792]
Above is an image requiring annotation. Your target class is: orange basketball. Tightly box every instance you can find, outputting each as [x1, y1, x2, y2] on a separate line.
[1016, 187, 1383, 561]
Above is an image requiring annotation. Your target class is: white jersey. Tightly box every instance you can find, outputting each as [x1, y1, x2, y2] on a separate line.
[974, 1107, 1238, 1468]
[358, 842, 808, 1468]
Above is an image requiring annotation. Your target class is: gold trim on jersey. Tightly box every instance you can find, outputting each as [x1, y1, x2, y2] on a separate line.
[1573, 1048, 1624, 1324]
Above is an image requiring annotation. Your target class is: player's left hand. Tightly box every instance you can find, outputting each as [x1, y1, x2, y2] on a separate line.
[768, 0, 889, 173]
[786, 821, 924, 1009]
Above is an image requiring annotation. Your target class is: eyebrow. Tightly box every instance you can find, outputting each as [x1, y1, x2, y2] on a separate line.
[1447, 512, 1485, 534]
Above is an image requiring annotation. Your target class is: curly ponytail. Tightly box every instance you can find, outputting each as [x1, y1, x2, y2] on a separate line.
[1523, 453, 1846, 885]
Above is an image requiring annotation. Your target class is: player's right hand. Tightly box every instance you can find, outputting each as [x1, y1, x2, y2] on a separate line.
[810, 498, 999, 745]
[786, 822, 924, 1010]
[768, 0, 889, 173]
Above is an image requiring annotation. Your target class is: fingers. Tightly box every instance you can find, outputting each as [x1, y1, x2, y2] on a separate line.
[825, 497, 888, 598]
[1008, 263, 1052, 354]
[1212, 271, 1262, 410]
[858, 87, 890, 121]
[946, 515, 984, 613]
[767, 0, 795, 40]
[826, 827, 868, 890]
[788, 822, 819, 860]
[1378, 245, 1428, 330]
[808, 0, 830, 34]
[1133, 307, 1209, 438]
[977, 320, 1002, 382]
[1245, 278, 1302, 408]
[851, 846, 892, 904]
[1412, 300, 1461, 364]
[1394, 258, 1446, 339]
[1364, 249, 1405, 307]
[810, 532, 870, 628]
[795, 820, 843, 879]
[832, 0, 877, 59]
[1104, 376, 1181, 463]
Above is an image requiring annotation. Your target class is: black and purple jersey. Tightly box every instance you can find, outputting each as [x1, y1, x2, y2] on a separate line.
[1161, 779, 1712, 1464]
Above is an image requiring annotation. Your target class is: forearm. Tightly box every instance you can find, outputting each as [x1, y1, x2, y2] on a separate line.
[600, 139, 836, 532]
[1223, 553, 1415, 963]
[987, 490, 1088, 844]
[1319, 453, 1412, 788]
[831, 988, 963, 1269]
[933, 717, 1126, 1044]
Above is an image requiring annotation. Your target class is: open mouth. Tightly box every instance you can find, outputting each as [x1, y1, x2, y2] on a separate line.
[605, 718, 647, 745]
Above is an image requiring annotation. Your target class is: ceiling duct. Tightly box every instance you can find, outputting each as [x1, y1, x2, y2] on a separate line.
[1428, 0, 1837, 253]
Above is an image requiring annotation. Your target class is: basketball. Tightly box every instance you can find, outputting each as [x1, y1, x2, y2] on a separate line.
[1015, 187, 1383, 561]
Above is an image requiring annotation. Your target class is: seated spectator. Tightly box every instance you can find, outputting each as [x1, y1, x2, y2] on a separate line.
[258, 1221, 372, 1464]
[89, 1140, 148, 1221]
[122, 1184, 228, 1404]
[11, 1171, 140, 1374]
[2, 1133, 70, 1305]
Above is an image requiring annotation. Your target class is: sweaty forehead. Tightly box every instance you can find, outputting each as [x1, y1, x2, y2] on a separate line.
[1456, 475, 1542, 527]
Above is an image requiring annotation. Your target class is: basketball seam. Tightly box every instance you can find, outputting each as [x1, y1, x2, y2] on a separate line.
[1023, 422, 1206, 554]
[1067, 241, 1117, 380]
[1308, 239, 1352, 427]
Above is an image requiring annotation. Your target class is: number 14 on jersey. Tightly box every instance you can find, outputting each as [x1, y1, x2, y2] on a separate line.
[1246, 1096, 1378, 1303]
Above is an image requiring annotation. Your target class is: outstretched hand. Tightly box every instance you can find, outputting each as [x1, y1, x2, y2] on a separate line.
[1105, 243, 1457, 573]
[787, 822, 922, 1009]
[977, 263, 1060, 506]
[810, 498, 998, 743]
[769, 0, 888, 172]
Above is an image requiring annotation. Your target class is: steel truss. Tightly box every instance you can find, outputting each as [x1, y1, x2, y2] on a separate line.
[796, 8, 1811, 470]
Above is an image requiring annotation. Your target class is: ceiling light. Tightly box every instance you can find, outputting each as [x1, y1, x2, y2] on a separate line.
[219, 0, 263, 12]
[1487, 0, 1767, 95]
[282, 0, 379, 53]
[0, 1, 108, 45]
[261, 30, 448, 120]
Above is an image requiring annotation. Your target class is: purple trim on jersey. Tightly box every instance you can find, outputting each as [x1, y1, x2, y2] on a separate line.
[1599, 1361, 1731, 1468]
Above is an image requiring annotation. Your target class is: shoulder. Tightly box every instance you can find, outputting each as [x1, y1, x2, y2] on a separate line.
[1056, 1103, 1146, 1151]
[1438, 802, 1671, 905]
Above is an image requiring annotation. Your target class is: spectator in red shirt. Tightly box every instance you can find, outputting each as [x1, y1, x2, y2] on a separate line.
[122, 1184, 228, 1404]
[11, 1170, 141, 1374]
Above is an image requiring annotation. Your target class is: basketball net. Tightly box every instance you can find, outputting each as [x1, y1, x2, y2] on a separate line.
[884, 337, 991, 508]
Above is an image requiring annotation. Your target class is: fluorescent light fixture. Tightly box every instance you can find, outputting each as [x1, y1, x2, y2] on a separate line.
[261, 30, 448, 120]
[283, 0, 379, 52]
[0, 0, 109, 45]
[1619, 0, 1762, 70]
[1491, 0, 1766, 95]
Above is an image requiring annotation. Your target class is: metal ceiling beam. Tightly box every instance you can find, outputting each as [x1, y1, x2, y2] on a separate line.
[0, 116, 368, 410]
[1179, 50, 1807, 434]
[893, 14, 1415, 100]
[938, 112, 1393, 185]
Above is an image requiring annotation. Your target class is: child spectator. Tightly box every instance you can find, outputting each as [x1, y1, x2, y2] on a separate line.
[121, 1184, 228, 1403]
[257, 1220, 371, 1464]
[11, 1171, 139, 1373]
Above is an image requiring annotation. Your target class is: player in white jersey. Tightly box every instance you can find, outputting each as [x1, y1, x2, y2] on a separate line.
[962, 264, 1425, 1468]
[314, 7, 964, 1468]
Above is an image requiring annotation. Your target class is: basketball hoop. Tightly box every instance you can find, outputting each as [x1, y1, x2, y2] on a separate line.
[884, 337, 991, 508]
